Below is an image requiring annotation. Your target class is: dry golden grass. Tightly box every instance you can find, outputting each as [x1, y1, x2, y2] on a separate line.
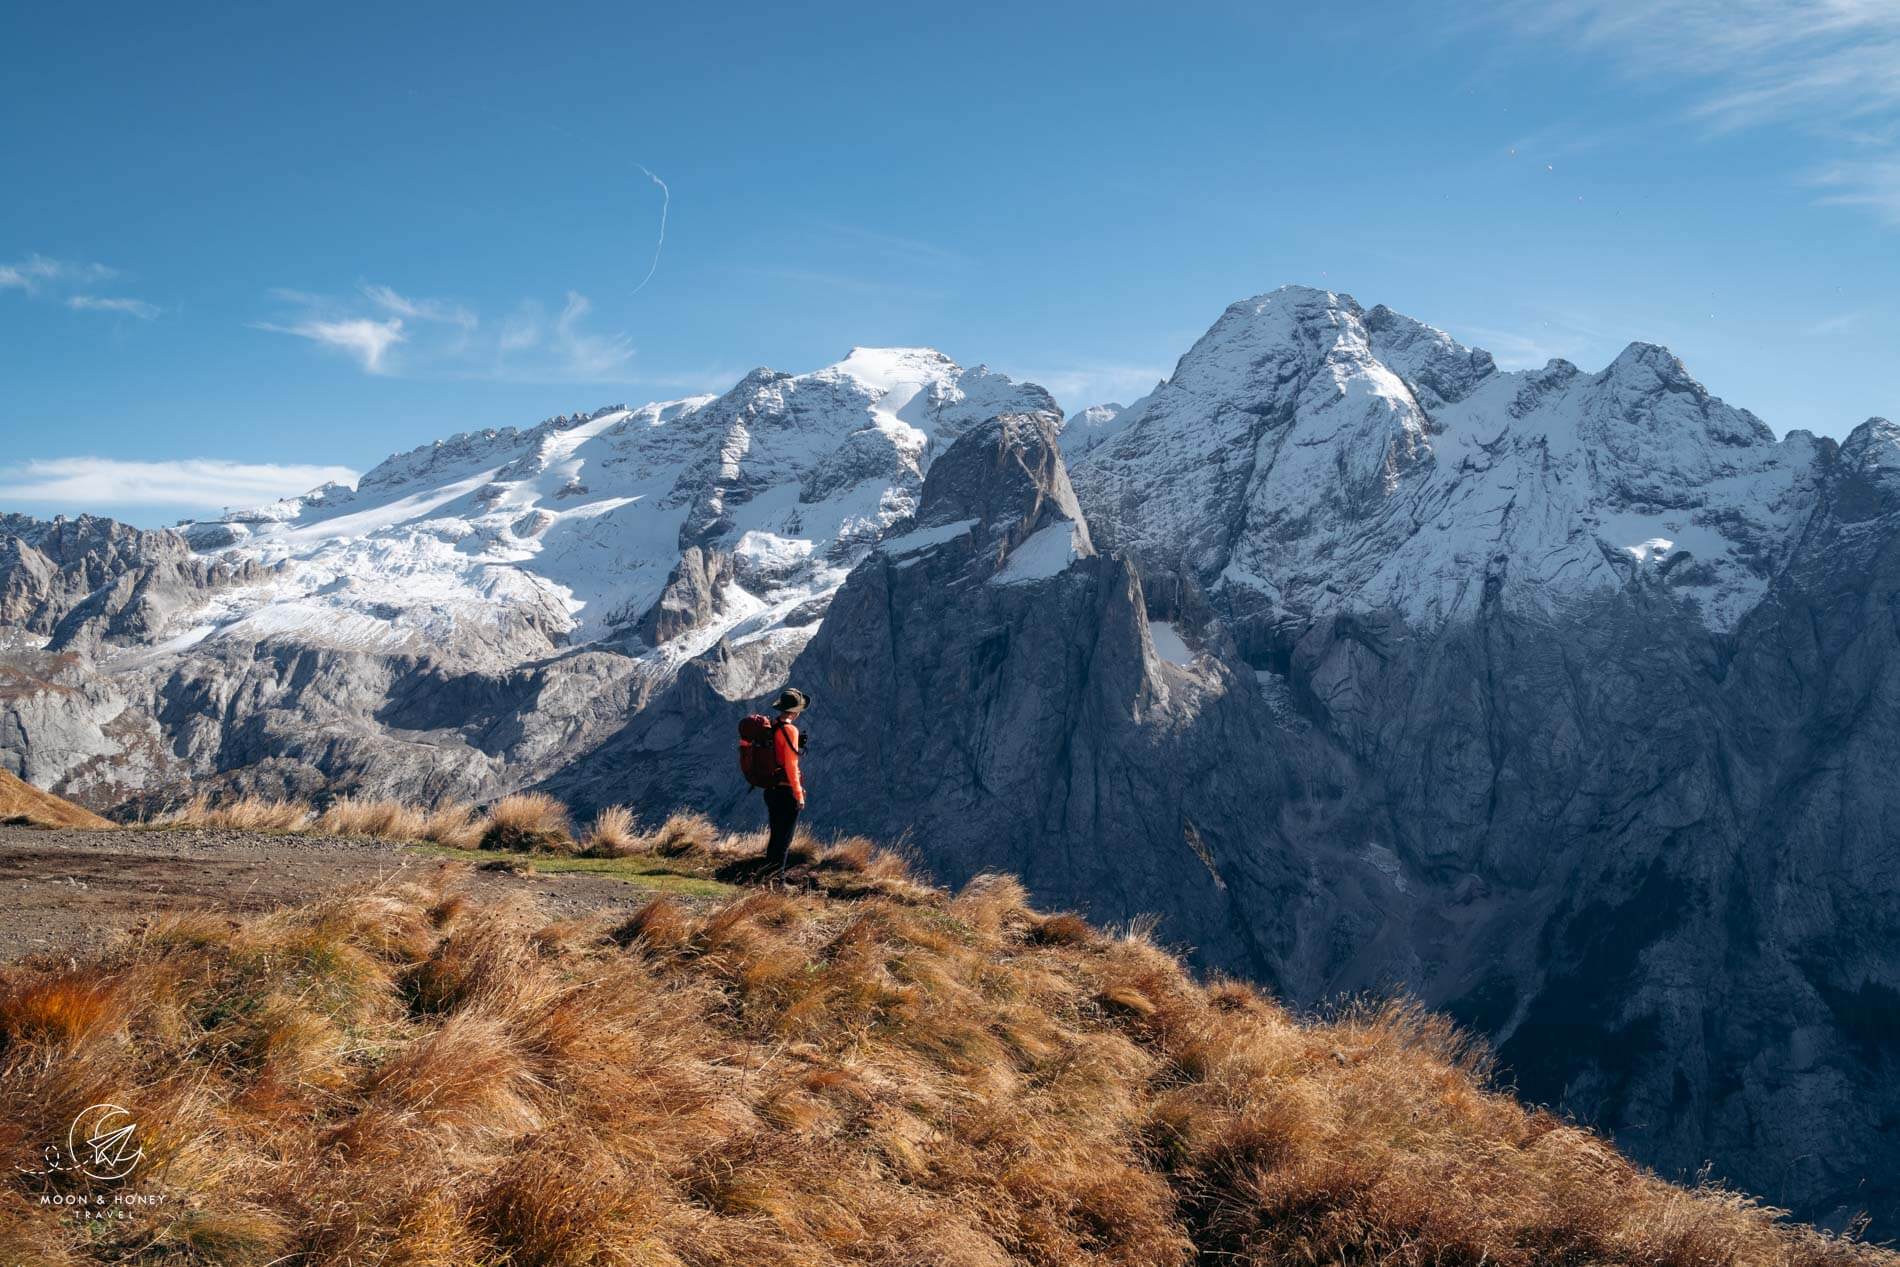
[0, 857, 1885, 1267]
[1028, 911, 1095, 946]
[136, 788, 770, 870]
[417, 800, 485, 850]
[479, 792, 574, 853]
[162, 792, 314, 832]
[0, 769, 113, 829]
[156, 792, 500, 848]
[317, 794, 428, 840]
[153, 790, 482, 846]
[580, 804, 641, 857]
[650, 809, 719, 857]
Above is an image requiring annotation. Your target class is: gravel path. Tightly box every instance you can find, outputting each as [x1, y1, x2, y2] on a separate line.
[0, 825, 676, 963]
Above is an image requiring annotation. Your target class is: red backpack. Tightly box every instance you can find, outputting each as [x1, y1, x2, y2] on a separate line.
[737, 714, 782, 788]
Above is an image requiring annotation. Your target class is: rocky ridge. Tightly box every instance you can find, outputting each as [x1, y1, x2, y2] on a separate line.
[2, 287, 1897, 1228]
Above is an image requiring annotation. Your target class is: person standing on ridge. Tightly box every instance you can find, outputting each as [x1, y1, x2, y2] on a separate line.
[737, 687, 808, 883]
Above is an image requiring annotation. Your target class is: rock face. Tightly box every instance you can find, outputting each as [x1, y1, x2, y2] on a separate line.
[0, 351, 1057, 809]
[784, 414, 1313, 971]
[636, 547, 737, 646]
[543, 413, 1348, 975]
[1060, 288, 1900, 1231]
[1, 290, 1896, 1230]
[0, 514, 195, 633]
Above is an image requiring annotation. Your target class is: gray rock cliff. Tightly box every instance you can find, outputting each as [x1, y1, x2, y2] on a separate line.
[2, 300, 1896, 1230]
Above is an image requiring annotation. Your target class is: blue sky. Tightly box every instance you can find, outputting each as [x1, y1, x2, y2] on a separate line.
[3, 0, 1896, 525]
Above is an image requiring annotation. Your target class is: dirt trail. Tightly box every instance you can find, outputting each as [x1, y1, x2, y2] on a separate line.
[0, 825, 671, 963]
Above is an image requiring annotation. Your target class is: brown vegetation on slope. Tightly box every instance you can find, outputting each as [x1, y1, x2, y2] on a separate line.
[0, 840, 1884, 1267]
[147, 791, 927, 902]
[0, 768, 112, 829]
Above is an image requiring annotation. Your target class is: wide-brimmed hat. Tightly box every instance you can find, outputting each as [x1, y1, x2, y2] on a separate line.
[771, 687, 810, 712]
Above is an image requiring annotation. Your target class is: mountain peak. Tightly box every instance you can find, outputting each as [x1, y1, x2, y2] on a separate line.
[1248, 282, 1358, 308]
[1604, 340, 1694, 383]
[912, 412, 1084, 538]
[1842, 416, 1900, 473]
[1211, 285, 1363, 331]
[827, 346, 959, 391]
[1072, 287, 1817, 632]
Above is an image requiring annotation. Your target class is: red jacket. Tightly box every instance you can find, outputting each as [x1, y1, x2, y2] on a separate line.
[773, 719, 804, 802]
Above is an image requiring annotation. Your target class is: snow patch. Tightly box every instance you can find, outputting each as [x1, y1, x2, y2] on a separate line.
[1148, 620, 1194, 666]
[1360, 843, 1410, 894]
[991, 520, 1086, 586]
[879, 518, 978, 557]
[734, 530, 815, 578]
[1255, 669, 1297, 722]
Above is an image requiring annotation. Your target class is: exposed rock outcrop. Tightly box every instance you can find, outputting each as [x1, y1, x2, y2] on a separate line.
[635, 547, 736, 645]
[2, 297, 1896, 1230]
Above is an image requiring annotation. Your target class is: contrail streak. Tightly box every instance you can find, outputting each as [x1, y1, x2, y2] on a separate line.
[631, 165, 669, 296]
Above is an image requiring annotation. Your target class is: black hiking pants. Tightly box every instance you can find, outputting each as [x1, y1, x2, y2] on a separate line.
[763, 786, 801, 878]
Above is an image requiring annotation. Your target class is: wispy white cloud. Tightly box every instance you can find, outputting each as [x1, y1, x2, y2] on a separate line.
[254, 315, 407, 374]
[1, 254, 160, 316]
[551, 291, 635, 378]
[460, 292, 638, 380]
[1454, 327, 1565, 370]
[0, 254, 117, 292]
[258, 283, 640, 382]
[813, 222, 968, 269]
[1450, 308, 1624, 370]
[0, 457, 360, 511]
[1809, 155, 1900, 226]
[1494, 0, 1900, 224]
[360, 282, 477, 328]
[498, 313, 540, 354]
[1802, 308, 1868, 337]
[66, 295, 160, 319]
[1008, 362, 1169, 411]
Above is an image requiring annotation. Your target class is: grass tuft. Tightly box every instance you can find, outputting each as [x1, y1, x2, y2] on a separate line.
[418, 800, 485, 849]
[650, 811, 719, 858]
[162, 792, 313, 832]
[0, 973, 126, 1046]
[1028, 912, 1094, 946]
[480, 793, 575, 853]
[318, 795, 428, 840]
[581, 805, 642, 857]
[610, 897, 694, 954]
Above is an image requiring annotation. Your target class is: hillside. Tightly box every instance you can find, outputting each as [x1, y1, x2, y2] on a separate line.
[0, 829, 1886, 1266]
[0, 767, 112, 829]
[4, 285, 1899, 1228]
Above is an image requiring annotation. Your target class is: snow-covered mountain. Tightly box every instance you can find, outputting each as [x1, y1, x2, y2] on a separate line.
[25, 286, 1879, 700]
[1053, 399, 1131, 458]
[5, 285, 1899, 1231]
[0, 347, 1054, 805]
[1071, 287, 1834, 634]
[151, 347, 1054, 675]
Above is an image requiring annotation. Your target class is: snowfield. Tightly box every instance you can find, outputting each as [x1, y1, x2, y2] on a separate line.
[121, 285, 1898, 695]
[154, 350, 1057, 674]
[1068, 286, 1878, 633]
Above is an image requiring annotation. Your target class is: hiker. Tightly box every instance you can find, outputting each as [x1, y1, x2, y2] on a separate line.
[737, 687, 808, 881]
